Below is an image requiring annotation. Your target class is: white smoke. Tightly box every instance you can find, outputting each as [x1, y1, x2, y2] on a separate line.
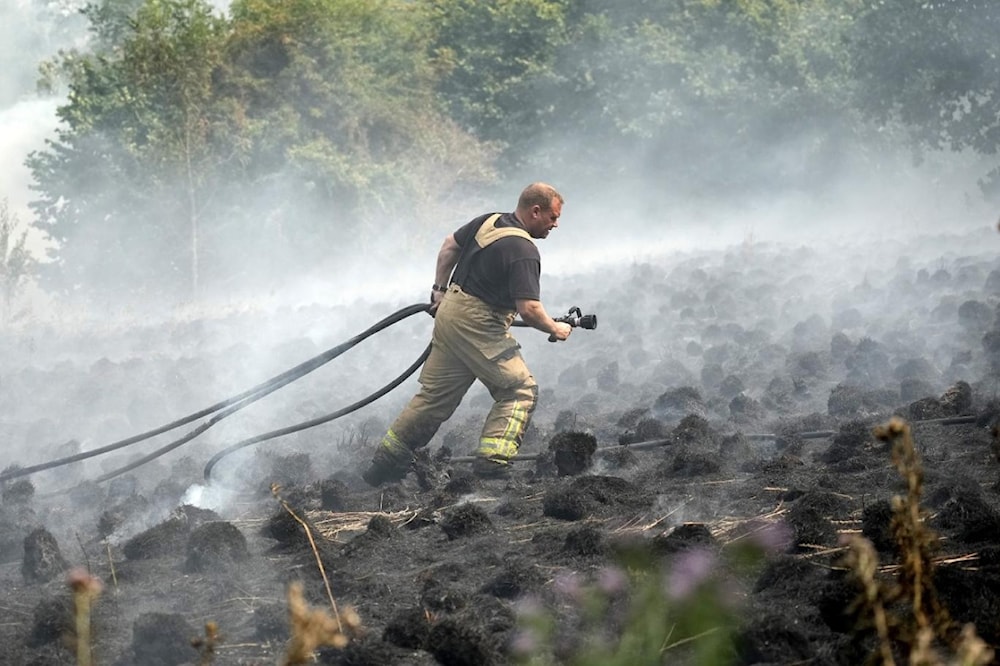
[0, 98, 60, 250]
[1, 0, 87, 255]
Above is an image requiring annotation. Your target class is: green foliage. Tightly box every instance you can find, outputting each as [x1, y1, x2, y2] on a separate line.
[29, 0, 235, 300]
[428, 0, 571, 146]
[23, 0, 1000, 300]
[224, 0, 496, 245]
[425, 0, 867, 195]
[847, 1, 1000, 193]
[28, 0, 494, 303]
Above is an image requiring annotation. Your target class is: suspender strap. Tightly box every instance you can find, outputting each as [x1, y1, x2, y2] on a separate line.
[473, 213, 533, 248]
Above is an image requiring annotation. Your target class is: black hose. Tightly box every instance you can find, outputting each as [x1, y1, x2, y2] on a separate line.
[4, 302, 430, 487]
[203, 343, 431, 483]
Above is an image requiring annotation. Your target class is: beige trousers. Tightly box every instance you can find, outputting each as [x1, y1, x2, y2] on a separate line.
[381, 285, 538, 461]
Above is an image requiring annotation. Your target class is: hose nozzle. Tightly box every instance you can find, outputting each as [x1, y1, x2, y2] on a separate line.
[549, 306, 598, 341]
[556, 306, 597, 330]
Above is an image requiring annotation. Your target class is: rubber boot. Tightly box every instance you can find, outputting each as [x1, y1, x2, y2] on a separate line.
[362, 429, 417, 487]
[471, 456, 511, 480]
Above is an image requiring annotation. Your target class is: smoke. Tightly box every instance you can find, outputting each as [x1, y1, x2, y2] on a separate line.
[1, 2, 999, 543]
[0, 98, 59, 249]
[0, 0, 86, 257]
[543, 143, 994, 283]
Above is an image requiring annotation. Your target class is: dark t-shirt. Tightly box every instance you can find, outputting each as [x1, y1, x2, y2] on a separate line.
[451, 212, 541, 310]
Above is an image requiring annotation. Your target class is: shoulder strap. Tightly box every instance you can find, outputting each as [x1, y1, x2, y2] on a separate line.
[473, 213, 533, 248]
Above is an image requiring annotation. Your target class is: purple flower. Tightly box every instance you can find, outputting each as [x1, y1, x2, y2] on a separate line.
[596, 566, 628, 596]
[749, 521, 794, 554]
[667, 548, 717, 600]
[509, 628, 541, 656]
[514, 595, 544, 619]
[553, 572, 584, 603]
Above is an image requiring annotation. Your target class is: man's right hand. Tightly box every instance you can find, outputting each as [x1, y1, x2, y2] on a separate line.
[550, 321, 572, 341]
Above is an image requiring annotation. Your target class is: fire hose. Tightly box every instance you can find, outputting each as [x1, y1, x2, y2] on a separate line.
[0, 303, 431, 487]
[2, 300, 973, 491]
[0, 303, 598, 491]
[202, 306, 597, 481]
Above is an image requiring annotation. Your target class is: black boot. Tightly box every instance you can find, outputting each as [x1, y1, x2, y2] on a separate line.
[361, 450, 412, 487]
[471, 456, 511, 480]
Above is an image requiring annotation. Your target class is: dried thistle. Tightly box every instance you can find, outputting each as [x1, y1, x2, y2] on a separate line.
[842, 535, 896, 666]
[911, 626, 940, 666]
[272, 483, 364, 664]
[192, 620, 220, 665]
[67, 567, 103, 666]
[952, 623, 994, 666]
[839, 419, 990, 664]
[873, 417, 952, 644]
[282, 581, 363, 665]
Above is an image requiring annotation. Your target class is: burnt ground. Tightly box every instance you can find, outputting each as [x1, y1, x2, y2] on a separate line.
[3, 226, 1000, 664]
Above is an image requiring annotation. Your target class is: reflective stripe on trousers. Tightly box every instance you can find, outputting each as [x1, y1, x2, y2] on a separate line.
[379, 285, 537, 461]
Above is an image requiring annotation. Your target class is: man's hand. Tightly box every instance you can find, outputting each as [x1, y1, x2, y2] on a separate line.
[550, 321, 572, 341]
[516, 298, 573, 341]
[429, 289, 445, 315]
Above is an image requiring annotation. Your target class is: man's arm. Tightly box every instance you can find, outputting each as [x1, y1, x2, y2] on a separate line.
[516, 298, 572, 340]
[435, 234, 461, 287]
[430, 233, 462, 312]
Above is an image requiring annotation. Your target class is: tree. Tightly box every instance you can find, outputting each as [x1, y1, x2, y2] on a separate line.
[222, 0, 496, 256]
[29, 0, 495, 304]
[425, 0, 870, 200]
[29, 0, 237, 302]
[847, 1, 1000, 195]
[427, 0, 573, 163]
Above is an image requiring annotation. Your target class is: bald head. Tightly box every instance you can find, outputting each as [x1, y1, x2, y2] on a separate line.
[517, 182, 564, 213]
[515, 182, 564, 239]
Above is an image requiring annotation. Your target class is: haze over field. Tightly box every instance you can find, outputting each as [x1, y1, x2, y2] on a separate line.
[0, 0, 998, 478]
[1, 1, 998, 324]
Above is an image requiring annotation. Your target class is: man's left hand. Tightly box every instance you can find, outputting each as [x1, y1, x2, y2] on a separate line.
[429, 290, 445, 315]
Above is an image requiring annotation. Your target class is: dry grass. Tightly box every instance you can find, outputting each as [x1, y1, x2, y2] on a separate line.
[306, 508, 423, 542]
[67, 568, 102, 666]
[839, 417, 994, 666]
[271, 484, 365, 664]
[192, 621, 219, 665]
[282, 581, 362, 665]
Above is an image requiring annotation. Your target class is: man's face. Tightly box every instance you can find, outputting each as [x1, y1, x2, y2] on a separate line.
[526, 199, 562, 239]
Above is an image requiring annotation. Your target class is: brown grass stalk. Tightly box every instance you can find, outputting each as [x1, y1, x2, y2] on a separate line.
[843, 535, 896, 665]
[838, 417, 994, 665]
[192, 621, 219, 665]
[272, 484, 364, 664]
[282, 582, 362, 665]
[67, 568, 103, 666]
[874, 417, 951, 643]
[105, 541, 118, 594]
[271, 484, 341, 625]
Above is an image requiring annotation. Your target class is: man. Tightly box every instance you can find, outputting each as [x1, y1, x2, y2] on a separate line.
[362, 182, 572, 486]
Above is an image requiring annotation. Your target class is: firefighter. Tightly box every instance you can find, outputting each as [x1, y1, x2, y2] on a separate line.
[362, 182, 572, 485]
